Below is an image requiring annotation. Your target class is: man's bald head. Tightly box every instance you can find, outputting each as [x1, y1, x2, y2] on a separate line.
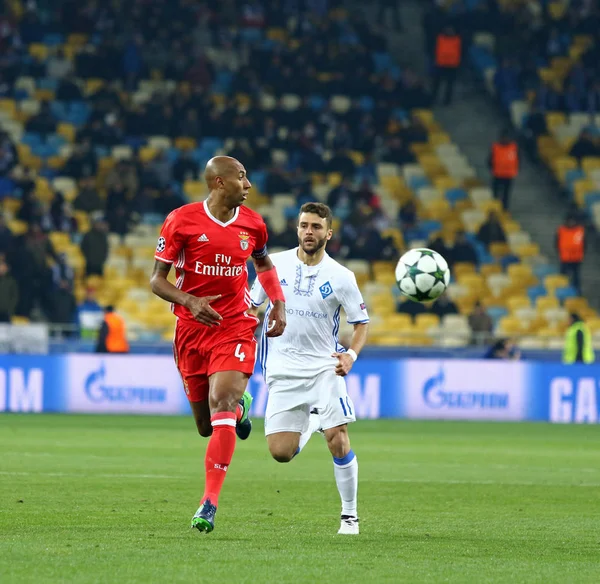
[204, 156, 243, 189]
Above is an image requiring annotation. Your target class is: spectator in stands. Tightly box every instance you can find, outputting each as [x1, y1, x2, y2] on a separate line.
[0, 214, 13, 254]
[327, 178, 355, 220]
[569, 129, 599, 163]
[0, 253, 18, 323]
[46, 48, 73, 80]
[556, 212, 585, 295]
[488, 130, 519, 210]
[155, 185, 186, 217]
[380, 136, 416, 166]
[96, 305, 130, 354]
[12, 223, 56, 318]
[468, 302, 493, 345]
[432, 25, 462, 105]
[56, 74, 84, 102]
[77, 287, 104, 339]
[172, 150, 199, 183]
[51, 277, 77, 336]
[377, 0, 403, 30]
[51, 253, 75, 291]
[397, 297, 426, 320]
[107, 204, 134, 239]
[522, 105, 548, 156]
[450, 231, 478, 267]
[25, 100, 57, 137]
[484, 338, 521, 360]
[399, 199, 418, 230]
[81, 217, 109, 277]
[0, 131, 18, 176]
[563, 313, 595, 364]
[270, 218, 299, 250]
[533, 82, 560, 112]
[431, 293, 459, 319]
[427, 233, 452, 262]
[63, 140, 98, 180]
[477, 210, 507, 250]
[73, 177, 104, 213]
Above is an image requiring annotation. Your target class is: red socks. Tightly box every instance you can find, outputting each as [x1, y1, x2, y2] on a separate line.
[201, 412, 237, 506]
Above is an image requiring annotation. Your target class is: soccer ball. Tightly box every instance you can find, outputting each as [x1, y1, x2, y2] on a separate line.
[395, 248, 450, 302]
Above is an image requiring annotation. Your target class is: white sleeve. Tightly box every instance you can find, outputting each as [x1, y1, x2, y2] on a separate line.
[339, 272, 370, 324]
[249, 276, 268, 307]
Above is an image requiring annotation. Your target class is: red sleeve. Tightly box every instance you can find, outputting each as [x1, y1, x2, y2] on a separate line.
[155, 211, 185, 264]
[251, 218, 268, 260]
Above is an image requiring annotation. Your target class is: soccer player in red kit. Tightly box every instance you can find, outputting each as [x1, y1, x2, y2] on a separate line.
[150, 156, 286, 533]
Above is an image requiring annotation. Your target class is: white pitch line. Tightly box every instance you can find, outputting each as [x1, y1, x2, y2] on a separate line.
[1, 471, 600, 487]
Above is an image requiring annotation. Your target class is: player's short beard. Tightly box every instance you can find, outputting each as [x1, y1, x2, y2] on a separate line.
[299, 235, 327, 255]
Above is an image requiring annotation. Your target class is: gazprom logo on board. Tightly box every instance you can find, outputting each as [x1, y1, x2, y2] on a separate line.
[84, 363, 167, 404]
[422, 368, 509, 409]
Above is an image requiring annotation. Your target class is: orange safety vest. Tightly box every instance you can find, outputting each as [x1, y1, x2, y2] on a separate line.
[104, 312, 130, 353]
[492, 142, 519, 179]
[435, 34, 462, 68]
[557, 225, 585, 263]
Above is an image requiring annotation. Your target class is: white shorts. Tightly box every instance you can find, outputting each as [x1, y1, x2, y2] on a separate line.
[264, 368, 356, 436]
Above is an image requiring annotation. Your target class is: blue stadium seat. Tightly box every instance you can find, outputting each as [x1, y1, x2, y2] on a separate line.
[42, 33, 64, 46]
[240, 28, 263, 43]
[407, 175, 430, 191]
[527, 285, 547, 303]
[584, 192, 600, 214]
[308, 95, 326, 111]
[39, 168, 58, 179]
[555, 286, 578, 303]
[94, 146, 110, 158]
[31, 143, 60, 158]
[165, 147, 180, 163]
[22, 132, 43, 147]
[200, 137, 223, 153]
[372, 52, 393, 73]
[445, 188, 467, 205]
[0, 178, 15, 197]
[419, 220, 442, 236]
[566, 169, 585, 192]
[500, 254, 521, 269]
[123, 136, 146, 150]
[487, 306, 509, 324]
[37, 78, 59, 91]
[359, 96, 374, 111]
[47, 134, 67, 148]
[284, 206, 299, 219]
[14, 89, 29, 100]
[250, 170, 267, 193]
[533, 264, 559, 280]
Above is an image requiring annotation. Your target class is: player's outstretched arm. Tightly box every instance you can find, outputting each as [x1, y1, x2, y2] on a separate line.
[150, 260, 222, 326]
[252, 255, 286, 337]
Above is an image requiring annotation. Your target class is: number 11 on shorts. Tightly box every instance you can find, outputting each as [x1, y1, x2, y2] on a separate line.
[234, 343, 245, 362]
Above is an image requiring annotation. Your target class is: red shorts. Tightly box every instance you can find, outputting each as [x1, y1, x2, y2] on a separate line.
[173, 315, 259, 403]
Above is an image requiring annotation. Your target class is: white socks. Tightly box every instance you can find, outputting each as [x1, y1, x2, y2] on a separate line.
[296, 412, 321, 455]
[333, 450, 358, 517]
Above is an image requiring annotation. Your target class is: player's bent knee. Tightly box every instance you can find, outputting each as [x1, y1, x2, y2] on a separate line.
[198, 424, 213, 438]
[270, 449, 295, 463]
[267, 436, 298, 463]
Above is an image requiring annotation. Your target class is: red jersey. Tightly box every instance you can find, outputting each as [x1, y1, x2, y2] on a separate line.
[155, 200, 268, 322]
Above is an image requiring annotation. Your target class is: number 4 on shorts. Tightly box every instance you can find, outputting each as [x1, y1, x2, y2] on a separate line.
[234, 343, 245, 362]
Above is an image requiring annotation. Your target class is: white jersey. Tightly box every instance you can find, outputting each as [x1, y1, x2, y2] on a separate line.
[250, 248, 369, 382]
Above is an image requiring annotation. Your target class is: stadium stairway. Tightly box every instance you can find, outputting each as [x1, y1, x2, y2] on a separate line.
[373, 0, 600, 308]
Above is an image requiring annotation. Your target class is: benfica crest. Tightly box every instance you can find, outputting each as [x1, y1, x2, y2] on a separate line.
[239, 231, 250, 250]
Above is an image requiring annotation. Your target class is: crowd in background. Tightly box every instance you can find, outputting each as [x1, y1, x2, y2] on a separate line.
[1, 0, 580, 342]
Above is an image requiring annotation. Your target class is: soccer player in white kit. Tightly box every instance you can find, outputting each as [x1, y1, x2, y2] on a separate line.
[249, 202, 369, 535]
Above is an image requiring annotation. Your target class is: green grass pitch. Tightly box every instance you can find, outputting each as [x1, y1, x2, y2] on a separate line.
[1, 415, 599, 583]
